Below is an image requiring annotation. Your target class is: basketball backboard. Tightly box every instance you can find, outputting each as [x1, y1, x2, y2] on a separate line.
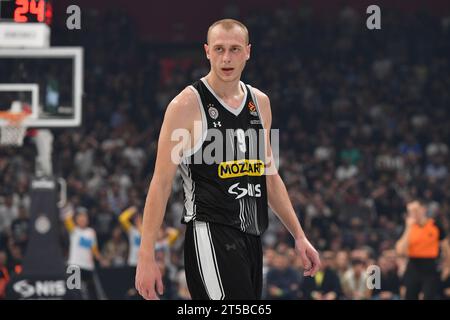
[0, 47, 83, 127]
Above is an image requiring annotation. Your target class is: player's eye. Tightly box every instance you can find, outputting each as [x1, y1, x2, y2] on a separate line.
[232, 47, 241, 52]
[215, 47, 223, 52]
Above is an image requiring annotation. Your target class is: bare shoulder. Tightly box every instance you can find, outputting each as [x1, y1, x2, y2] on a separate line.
[167, 86, 199, 114]
[164, 86, 201, 129]
[251, 87, 270, 106]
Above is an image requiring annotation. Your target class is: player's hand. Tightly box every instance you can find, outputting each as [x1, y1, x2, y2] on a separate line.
[135, 254, 164, 300]
[405, 215, 416, 227]
[295, 236, 321, 277]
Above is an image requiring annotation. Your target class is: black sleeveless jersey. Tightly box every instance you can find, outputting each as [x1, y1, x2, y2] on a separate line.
[180, 78, 268, 236]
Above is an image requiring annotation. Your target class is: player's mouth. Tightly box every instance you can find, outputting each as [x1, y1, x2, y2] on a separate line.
[221, 68, 234, 75]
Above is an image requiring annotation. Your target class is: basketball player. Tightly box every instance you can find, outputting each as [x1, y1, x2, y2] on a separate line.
[135, 19, 320, 300]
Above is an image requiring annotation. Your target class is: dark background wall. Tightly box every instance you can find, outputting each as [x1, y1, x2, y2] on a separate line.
[53, 0, 450, 42]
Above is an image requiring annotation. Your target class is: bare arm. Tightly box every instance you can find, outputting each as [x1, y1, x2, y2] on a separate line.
[254, 88, 320, 276]
[136, 88, 199, 300]
[267, 175, 305, 239]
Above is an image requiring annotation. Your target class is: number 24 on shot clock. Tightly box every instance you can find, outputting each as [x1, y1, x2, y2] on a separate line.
[0, 0, 53, 24]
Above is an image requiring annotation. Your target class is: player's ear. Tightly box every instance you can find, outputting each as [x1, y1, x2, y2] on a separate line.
[204, 44, 210, 60]
[246, 44, 251, 60]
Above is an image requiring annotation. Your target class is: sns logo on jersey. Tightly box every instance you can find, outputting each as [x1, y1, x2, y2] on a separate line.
[228, 183, 261, 199]
[218, 159, 264, 179]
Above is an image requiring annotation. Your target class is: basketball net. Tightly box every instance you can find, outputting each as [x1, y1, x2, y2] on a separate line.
[0, 110, 30, 146]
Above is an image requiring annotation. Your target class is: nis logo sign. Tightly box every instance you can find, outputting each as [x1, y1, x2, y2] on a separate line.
[13, 280, 66, 298]
[12, 265, 81, 299]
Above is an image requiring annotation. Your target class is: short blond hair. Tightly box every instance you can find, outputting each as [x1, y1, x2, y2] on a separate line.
[207, 19, 249, 44]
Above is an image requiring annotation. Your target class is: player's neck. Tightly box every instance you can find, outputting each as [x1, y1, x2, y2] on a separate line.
[204, 73, 242, 99]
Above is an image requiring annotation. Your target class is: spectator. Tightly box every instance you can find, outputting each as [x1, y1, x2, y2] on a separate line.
[302, 251, 342, 300]
[371, 254, 401, 300]
[92, 199, 115, 248]
[335, 159, 359, 181]
[341, 258, 371, 300]
[118, 206, 142, 267]
[0, 193, 18, 235]
[9, 205, 30, 253]
[0, 7, 449, 300]
[102, 226, 128, 267]
[0, 251, 9, 299]
[64, 207, 107, 299]
[266, 251, 302, 299]
[425, 156, 448, 180]
[335, 250, 350, 280]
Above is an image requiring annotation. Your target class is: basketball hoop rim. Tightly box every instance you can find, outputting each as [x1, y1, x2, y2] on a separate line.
[0, 110, 31, 125]
[0, 112, 29, 146]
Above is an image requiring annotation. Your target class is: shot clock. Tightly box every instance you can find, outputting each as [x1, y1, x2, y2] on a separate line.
[0, 0, 52, 25]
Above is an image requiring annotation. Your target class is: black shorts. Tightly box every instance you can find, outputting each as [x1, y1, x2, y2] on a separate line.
[184, 220, 263, 300]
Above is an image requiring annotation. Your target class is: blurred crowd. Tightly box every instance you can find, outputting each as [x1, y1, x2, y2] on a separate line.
[1, 4, 450, 299]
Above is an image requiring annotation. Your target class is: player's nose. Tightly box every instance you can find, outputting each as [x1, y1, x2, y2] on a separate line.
[222, 50, 232, 63]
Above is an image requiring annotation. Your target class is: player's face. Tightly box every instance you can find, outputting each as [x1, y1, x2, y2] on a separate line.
[205, 26, 250, 82]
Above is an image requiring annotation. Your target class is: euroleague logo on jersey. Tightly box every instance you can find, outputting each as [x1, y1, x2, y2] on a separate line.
[248, 101, 258, 117]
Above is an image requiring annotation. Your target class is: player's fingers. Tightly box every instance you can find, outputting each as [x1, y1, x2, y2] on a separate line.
[135, 278, 142, 294]
[156, 274, 164, 296]
[304, 265, 313, 276]
[147, 287, 160, 300]
[309, 252, 321, 276]
[301, 249, 311, 269]
[141, 285, 156, 300]
[136, 279, 154, 300]
[299, 248, 312, 274]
